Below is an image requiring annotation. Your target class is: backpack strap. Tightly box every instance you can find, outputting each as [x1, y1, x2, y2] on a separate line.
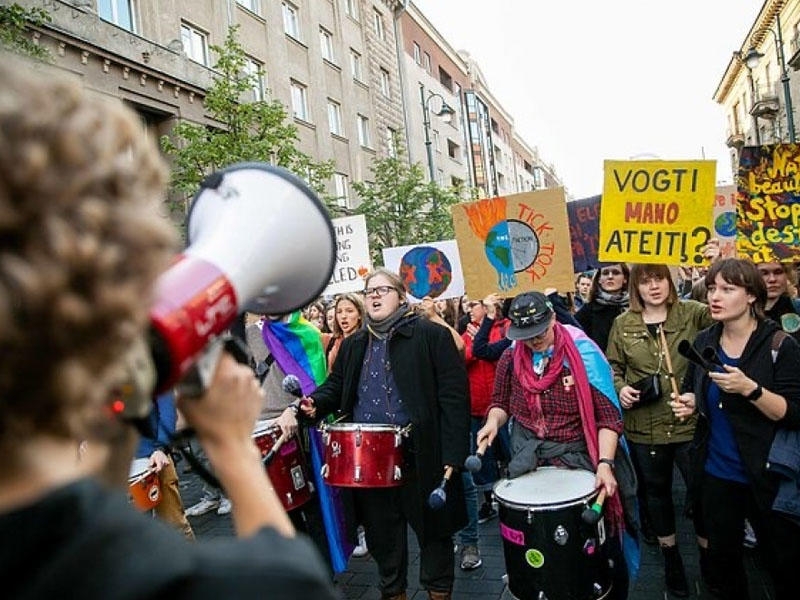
[771, 330, 789, 364]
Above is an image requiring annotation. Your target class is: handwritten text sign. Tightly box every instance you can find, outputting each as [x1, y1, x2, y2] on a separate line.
[567, 195, 601, 272]
[323, 215, 372, 296]
[713, 184, 738, 258]
[736, 144, 800, 262]
[599, 160, 715, 265]
[452, 188, 573, 298]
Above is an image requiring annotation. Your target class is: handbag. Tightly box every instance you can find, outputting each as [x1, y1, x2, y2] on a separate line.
[630, 373, 661, 407]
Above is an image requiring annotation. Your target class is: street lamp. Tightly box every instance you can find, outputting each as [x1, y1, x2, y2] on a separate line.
[744, 12, 796, 143]
[734, 49, 761, 145]
[420, 86, 456, 185]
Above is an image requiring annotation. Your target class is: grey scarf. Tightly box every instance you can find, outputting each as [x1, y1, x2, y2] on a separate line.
[594, 289, 629, 308]
[366, 302, 414, 338]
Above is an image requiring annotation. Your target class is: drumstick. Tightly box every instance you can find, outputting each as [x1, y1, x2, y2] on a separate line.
[464, 438, 490, 473]
[262, 431, 290, 467]
[427, 465, 454, 510]
[658, 325, 682, 421]
[581, 489, 608, 525]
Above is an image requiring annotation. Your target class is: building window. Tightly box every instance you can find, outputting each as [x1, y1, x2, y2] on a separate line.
[379, 68, 390, 97]
[447, 139, 460, 160]
[357, 114, 370, 146]
[98, 0, 135, 31]
[180, 22, 208, 65]
[334, 173, 349, 208]
[439, 67, 453, 92]
[345, 0, 359, 21]
[350, 49, 362, 81]
[327, 100, 343, 135]
[373, 9, 385, 41]
[437, 168, 445, 186]
[413, 42, 421, 65]
[386, 127, 397, 157]
[244, 57, 265, 101]
[320, 28, 335, 62]
[291, 80, 309, 121]
[432, 129, 440, 153]
[236, 0, 259, 13]
[282, 2, 300, 39]
[422, 52, 431, 73]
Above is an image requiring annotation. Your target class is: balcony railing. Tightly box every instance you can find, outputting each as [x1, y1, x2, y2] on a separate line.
[750, 83, 781, 119]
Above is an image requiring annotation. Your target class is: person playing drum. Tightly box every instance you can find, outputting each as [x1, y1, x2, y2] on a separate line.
[477, 291, 635, 599]
[302, 268, 470, 600]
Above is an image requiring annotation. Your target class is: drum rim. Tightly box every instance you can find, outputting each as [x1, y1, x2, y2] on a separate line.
[324, 423, 403, 432]
[493, 467, 597, 511]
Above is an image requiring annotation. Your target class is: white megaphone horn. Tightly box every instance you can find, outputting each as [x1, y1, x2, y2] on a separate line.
[149, 162, 336, 392]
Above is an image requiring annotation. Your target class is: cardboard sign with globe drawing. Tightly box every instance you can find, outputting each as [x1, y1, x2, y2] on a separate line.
[382, 240, 465, 302]
[452, 188, 574, 299]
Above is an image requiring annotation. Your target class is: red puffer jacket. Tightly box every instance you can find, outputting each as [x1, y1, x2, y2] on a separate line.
[462, 317, 508, 417]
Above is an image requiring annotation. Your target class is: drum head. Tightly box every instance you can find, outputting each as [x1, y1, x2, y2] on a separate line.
[128, 458, 151, 480]
[494, 467, 596, 509]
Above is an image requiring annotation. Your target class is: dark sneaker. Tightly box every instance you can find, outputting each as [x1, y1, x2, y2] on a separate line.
[459, 544, 482, 570]
[477, 502, 498, 524]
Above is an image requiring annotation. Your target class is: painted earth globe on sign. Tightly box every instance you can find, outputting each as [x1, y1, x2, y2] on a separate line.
[399, 246, 453, 298]
[714, 211, 737, 238]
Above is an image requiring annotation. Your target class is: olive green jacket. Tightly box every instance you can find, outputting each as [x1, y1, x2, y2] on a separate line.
[606, 300, 712, 445]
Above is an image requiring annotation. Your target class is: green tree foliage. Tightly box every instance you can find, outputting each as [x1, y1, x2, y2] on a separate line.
[161, 26, 333, 208]
[352, 138, 463, 265]
[0, 3, 52, 61]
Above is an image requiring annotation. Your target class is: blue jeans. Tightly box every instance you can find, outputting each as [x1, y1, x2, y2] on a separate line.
[470, 416, 511, 492]
[458, 470, 479, 546]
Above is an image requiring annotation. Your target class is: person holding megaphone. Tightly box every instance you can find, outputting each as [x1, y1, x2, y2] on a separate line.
[0, 59, 337, 599]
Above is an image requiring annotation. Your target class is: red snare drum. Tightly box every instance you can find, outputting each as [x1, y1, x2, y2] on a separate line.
[252, 422, 312, 511]
[128, 458, 161, 511]
[320, 423, 409, 488]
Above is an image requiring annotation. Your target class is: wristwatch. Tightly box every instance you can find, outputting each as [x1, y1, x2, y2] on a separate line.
[598, 458, 616, 470]
[745, 384, 763, 402]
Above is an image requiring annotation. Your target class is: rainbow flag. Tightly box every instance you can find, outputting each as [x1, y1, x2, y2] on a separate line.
[262, 311, 354, 573]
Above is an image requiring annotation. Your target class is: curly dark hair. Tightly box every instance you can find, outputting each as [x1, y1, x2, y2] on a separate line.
[0, 58, 177, 448]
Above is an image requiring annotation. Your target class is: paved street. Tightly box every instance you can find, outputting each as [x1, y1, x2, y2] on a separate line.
[180, 459, 774, 599]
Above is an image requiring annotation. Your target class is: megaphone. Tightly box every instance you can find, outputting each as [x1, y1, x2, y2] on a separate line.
[149, 163, 336, 393]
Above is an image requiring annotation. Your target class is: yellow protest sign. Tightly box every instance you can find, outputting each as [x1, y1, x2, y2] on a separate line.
[599, 160, 716, 265]
[736, 144, 800, 263]
[451, 188, 573, 299]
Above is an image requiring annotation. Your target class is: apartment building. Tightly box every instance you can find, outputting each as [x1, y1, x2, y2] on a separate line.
[12, 0, 561, 206]
[397, 3, 561, 199]
[714, 0, 800, 176]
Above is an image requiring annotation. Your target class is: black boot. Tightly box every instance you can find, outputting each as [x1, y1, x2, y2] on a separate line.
[662, 545, 689, 598]
[698, 545, 721, 597]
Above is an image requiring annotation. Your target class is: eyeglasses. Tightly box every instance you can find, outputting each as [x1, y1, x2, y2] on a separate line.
[362, 285, 397, 297]
[600, 268, 623, 277]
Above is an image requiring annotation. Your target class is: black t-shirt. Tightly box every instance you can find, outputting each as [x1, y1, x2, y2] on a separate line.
[0, 479, 338, 600]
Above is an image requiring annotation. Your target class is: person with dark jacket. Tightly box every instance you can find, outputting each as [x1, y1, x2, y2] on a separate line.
[304, 268, 470, 600]
[674, 258, 800, 600]
[756, 261, 800, 340]
[0, 60, 336, 600]
[465, 293, 511, 520]
[575, 263, 631, 352]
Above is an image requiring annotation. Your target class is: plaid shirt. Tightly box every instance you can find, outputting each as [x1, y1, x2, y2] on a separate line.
[489, 349, 623, 442]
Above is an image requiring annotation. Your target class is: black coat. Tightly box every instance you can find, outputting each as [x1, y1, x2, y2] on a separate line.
[311, 316, 470, 541]
[575, 300, 626, 353]
[685, 320, 800, 511]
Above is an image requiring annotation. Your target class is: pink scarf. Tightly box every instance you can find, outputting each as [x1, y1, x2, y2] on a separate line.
[513, 322, 624, 533]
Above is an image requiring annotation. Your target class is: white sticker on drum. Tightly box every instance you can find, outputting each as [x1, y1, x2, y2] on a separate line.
[597, 517, 606, 545]
[331, 441, 342, 458]
[291, 465, 306, 490]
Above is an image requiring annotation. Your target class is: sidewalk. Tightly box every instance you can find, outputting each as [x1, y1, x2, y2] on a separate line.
[181, 461, 774, 599]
